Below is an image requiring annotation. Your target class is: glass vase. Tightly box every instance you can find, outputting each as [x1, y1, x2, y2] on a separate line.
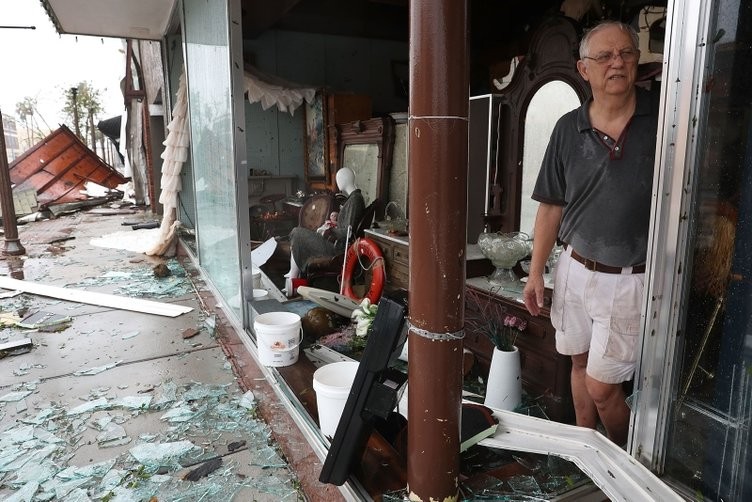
[477, 231, 531, 289]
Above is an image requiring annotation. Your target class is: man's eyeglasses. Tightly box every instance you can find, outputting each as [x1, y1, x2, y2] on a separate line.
[583, 49, 640, 65]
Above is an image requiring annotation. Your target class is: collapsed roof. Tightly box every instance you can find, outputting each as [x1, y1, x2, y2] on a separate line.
[8, 125, 129, 208]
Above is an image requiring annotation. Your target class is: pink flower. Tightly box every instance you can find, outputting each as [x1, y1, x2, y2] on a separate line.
[503, 315, 527, 332]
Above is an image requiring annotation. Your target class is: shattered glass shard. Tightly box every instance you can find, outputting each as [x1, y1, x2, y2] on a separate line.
[67, 397, 109, 416]
[112, 395, 152, 410]
[97, 422, 131, 447]
[73, 360, 123, 376]
[248, 445, 287, 468]
[129, 440, 201, 468]
[0, 390, 33, 402]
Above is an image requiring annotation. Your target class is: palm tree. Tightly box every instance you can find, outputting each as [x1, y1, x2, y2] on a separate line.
[62, 82, 103, 151]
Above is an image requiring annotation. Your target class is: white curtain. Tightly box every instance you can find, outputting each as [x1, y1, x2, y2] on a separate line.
[145, 70, 189, 256]
[243, 65, 316, 116]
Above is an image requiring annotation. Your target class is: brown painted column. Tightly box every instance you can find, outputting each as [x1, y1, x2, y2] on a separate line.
[0, 110, 26, 256]
[407, 1, 468, 501]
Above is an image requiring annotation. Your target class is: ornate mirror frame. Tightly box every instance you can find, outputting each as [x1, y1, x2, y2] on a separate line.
[333, 116, 395, 219]
[491, 15, 591, 233]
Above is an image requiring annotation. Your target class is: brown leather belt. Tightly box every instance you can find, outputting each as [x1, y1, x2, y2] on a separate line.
[564, 244, 646, 274]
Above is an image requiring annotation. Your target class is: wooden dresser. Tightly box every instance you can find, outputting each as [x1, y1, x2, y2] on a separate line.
[364, 228, 410, 290]
[363, 227, 574, 423]
[364, 227, 494, 290]
[465, 278, 574, 423]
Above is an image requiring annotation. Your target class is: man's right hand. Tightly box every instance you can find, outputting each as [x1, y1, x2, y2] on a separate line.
[523, 202, 562, 316]
[523, 273, 546, 317]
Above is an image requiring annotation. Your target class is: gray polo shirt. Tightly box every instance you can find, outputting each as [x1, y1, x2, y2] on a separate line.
[532, 88, 658, 267]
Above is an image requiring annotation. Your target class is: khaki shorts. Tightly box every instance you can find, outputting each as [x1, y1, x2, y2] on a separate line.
[550, 246, 645, 384]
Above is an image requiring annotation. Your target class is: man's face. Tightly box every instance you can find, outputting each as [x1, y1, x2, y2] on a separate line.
[577, 26, 639, 98]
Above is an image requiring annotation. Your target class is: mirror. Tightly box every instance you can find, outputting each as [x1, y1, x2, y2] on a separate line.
[489, 16, 590, 234]
[520, 81, 580, 234]
[388, 122, 409, 218]
[335, 117, 395, 219]
[343, 143, 379, 206]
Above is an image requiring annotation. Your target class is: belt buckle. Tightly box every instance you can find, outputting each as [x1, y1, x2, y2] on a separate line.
[583, 258, 597, 271]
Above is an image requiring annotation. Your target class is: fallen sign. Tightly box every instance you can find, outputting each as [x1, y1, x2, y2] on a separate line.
[0, 277, 193, 317]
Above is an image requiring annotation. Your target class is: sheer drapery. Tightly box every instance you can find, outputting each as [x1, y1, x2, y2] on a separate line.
[146, 69, 189, 256]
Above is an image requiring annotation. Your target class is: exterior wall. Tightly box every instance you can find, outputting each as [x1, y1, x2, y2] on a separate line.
[2, 114, 23, 162]
[122, 39, 167, 208]
[243, 101, 304, 178]
[140, 41, 166, 106]
[124, 100, 149, 205]
[136, 40, 167, 213]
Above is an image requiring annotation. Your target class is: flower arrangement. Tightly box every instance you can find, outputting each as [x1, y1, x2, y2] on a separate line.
[465, 289, 527, 352]
[351, 298, 378, 336]
[348, 298, 378, 353]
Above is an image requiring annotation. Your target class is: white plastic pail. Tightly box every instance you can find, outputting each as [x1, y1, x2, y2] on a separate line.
[312, 361, 359, 437]
[254, 312, 302, 367]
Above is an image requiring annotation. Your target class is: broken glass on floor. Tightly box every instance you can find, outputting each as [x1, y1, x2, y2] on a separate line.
[64, 258, 194, 299]
[0, 379, 301, 500]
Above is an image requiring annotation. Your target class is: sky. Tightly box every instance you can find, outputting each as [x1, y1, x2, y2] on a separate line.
[0, 0, 125, 130]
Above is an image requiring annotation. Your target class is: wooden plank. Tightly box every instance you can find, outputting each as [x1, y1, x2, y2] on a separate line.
[0, 276, 193, 317]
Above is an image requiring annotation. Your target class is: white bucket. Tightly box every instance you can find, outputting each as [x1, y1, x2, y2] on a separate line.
[312, 361, 359, 437]
[254, 312, 302, 367]
[251, 267, 262, 288]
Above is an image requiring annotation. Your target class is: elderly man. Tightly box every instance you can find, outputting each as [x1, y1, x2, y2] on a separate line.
[522, 21, 658, 446]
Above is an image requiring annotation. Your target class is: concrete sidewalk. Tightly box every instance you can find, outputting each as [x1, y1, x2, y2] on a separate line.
[0, 207, 329, 501]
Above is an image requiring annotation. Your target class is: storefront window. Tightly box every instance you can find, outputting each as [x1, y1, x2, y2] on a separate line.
[183, 0, 242, 317]
[664, 1, 752, 498]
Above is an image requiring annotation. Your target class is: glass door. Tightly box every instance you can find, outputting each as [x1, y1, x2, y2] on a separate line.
[663, 1, 752, 497]
[183, 0, 243, 318]
[636, 1, 751, 499]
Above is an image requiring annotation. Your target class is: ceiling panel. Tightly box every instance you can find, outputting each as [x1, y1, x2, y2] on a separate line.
[41, 0, 176, 40]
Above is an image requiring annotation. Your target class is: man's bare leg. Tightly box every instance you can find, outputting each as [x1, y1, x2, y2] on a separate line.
[571, 352, 598, 429]
[586, 375, 630, 446]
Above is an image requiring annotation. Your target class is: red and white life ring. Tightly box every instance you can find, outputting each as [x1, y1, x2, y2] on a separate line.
[341, 237, 386, 304]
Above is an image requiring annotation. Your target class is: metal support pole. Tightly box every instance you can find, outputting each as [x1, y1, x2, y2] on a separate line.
[407, 1, 469, 500]
[0, 110, 26, 256]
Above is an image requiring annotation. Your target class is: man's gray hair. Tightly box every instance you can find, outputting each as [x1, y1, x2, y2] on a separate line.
[579, 21, 639, 59]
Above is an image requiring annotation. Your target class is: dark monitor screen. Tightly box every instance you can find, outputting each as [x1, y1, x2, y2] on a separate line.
[319, 291, 408, 485]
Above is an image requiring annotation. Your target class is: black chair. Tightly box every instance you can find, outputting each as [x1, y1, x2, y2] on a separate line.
[303, 199, 380, 290]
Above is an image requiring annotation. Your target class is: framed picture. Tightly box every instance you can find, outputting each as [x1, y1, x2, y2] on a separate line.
[304, 93, 327, 183]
